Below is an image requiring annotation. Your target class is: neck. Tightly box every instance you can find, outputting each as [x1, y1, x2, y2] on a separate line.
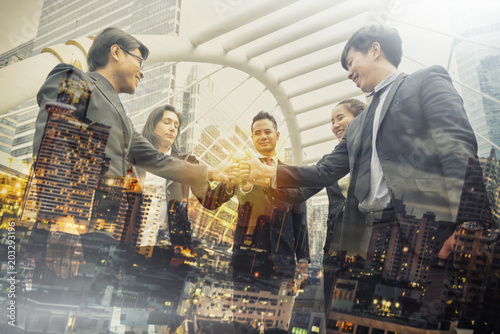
[159, 144, 171, 154]
[260, 151, 276, 158]
[373, 63, 398, 87]
[96, 67, 120, 93]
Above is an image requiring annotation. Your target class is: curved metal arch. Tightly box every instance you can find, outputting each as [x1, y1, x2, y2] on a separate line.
[0, 0, 392, 165]
[139, 34, 303, 162]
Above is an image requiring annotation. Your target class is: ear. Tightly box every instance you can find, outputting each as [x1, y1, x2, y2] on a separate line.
[110, 44, 121, 62]
[276, 131, 280, 140]
[371, 42, 381, 60]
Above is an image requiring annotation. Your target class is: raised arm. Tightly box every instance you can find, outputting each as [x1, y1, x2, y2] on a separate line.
[276, 140, 350, 189]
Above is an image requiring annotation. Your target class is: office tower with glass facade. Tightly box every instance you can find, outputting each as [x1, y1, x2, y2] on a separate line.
[449, 4, 500, 157]
[0, 40, 34, 156]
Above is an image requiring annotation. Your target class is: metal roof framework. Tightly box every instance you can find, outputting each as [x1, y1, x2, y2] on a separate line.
[138, 0, 391, 164]
[0, 0, 393, 165]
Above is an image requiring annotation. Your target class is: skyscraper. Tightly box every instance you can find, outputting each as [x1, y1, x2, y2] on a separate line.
[23, 101, 110, 227]
[449, 3, 500, 157]
[0, 39, 33, 155]
[307, 197, 329, 266]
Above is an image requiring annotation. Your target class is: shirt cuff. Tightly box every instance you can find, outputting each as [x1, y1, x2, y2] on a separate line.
[271, 169, 277, 189]
[225, 185, 235, 196]
[239, 184, 254, 195]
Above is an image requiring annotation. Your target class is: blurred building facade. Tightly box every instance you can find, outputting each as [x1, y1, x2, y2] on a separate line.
[0, 40, 33, 156]
[450, 3, 500, 157]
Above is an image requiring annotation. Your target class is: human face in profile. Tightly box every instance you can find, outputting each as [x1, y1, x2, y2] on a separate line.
[345, 45, 379, 93]
[154, 110, 180, 153]
[331, 105, 356, 141]
[116, 47, 145, 94]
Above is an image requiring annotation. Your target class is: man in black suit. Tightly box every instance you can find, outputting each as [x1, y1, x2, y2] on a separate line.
[248, 25, 478, 330]
[209, 111, 312, 331]
[34, 27, 227, 185]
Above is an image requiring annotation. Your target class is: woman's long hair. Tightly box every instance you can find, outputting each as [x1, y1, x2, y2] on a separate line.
[141, 104, 183, 153]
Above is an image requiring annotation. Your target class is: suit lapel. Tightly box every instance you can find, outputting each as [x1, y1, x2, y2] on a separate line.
[88, 72, 134, 138]
[377, 72, 407, 125]
[166, 179, 174, 189]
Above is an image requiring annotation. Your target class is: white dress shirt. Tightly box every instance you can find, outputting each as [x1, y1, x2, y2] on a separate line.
[358, 71, 399, 214]
[141, 148, 172, 246]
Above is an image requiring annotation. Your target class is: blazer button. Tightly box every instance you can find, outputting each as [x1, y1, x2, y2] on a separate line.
[166, 190, 171, 195]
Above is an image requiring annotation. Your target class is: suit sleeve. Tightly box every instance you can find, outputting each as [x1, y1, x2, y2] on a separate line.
[129, 131, 208, 187]
[169, 153, 234, 210]
[267, 152, 342, 205]
[276, 140, 350, 189]
[192, 182, 234, 210]
[34, 63, 74, 156]
[292, 201, 310, 263]
[420, 66, 478, 219]
[266, 186, 323, 205]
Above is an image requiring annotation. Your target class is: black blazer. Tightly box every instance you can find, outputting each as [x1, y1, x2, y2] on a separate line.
[276, 65, 478, 254]
[207, 160, 312, 270]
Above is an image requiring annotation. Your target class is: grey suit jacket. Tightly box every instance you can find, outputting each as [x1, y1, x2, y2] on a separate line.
[277, 65, 477, 229]
[34, 64, 206, 186]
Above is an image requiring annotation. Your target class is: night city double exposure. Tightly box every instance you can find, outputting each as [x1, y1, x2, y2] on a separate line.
[0, 1, 500, 334]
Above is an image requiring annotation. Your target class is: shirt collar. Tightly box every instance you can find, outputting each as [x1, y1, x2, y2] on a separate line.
[256, 154, 278, 164]
[367, 70, 400, 97]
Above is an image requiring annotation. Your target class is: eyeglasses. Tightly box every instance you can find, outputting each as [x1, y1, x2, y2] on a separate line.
[123, 49, 144, 70]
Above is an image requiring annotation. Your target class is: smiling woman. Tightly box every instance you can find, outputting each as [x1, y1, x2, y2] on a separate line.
[330, 99, 365, 141]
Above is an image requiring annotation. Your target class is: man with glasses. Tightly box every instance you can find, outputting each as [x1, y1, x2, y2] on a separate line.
[123, 48, 145, 70]
[35, 26, 226, 182]
[30, 27, 229, 279]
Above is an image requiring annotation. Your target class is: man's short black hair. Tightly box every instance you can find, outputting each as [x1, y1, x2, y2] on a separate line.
[341, 25, 402, 70]
[251, 111, 278, 132]
[88, 27, 150, 72]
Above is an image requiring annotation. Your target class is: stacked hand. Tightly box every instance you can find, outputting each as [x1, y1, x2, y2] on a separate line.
[225, 155, 275, 189]
[209, 154, 276, 189]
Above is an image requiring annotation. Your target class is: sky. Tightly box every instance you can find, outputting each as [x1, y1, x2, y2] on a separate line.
[0, 0, 42, 54]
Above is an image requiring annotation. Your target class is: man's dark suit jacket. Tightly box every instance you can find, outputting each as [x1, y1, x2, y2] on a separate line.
[211, 160, 311, 278]
[34, 63, 206, 186]
[277, 65, 478, 241]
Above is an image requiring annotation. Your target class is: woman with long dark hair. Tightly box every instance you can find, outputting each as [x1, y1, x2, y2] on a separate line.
[139, 104, 231, 248]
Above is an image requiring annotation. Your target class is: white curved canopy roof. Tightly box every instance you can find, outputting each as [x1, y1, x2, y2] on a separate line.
[0, 0, 393, 165]
[1, 0, 498, 165]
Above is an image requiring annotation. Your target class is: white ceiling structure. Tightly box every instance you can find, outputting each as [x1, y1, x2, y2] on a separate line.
[4, 0, 497, 167]
[140, 0, 393, 164]
[0, 0, 395, 166]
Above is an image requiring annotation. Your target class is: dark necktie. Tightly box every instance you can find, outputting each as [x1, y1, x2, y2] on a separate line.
[353, 90, 383, 202]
